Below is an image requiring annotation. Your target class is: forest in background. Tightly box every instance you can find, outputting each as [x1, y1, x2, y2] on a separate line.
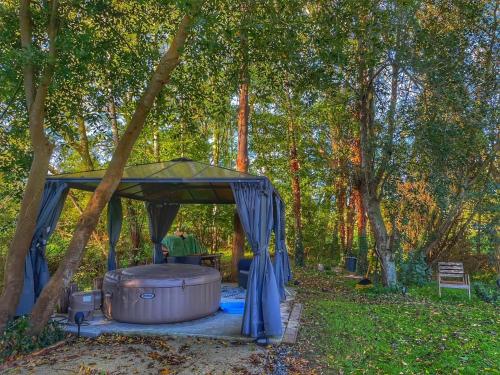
[0, 0, 498, 292]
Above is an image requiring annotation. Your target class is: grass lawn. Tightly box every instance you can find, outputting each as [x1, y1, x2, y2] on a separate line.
[293, 269, 499, 374]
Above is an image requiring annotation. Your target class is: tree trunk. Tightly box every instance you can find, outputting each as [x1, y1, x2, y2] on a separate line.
[345, 190, 355, 254]
[28, 11, 199, 334]
[352, 138, 368, 275]
[360, 190, 397, 286]
[76, 115, 94, 170]
[211, 125, 221, 253]
[381, 251, 397, 287]
[0, 0, 58, 332]
[288, 117, 304, 267]
[109, 97, 120, 145]
[231, 24, 250, 282]
[476, 211, 481, 254]
[153, 131, 160, 162]
[355, 23, 400, 285]
[125, 200, 142, 266]
[0, 148, 52, 329]
[336, 185, 346, 254]
[354, 188, 368, 275]
[360, 82, 397, 286]
[283, 83, 304, 266]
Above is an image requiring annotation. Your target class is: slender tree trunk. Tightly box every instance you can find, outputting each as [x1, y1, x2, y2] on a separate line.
[336, 185, 346, 254]
[231, 22, 250, 281]
[352, 138, 368, 275]
[29, 11, 199, 334]
[357, 56, 399, 286]
[109, 97, 120, 145]
[0, 0, 59, 332]
[287, 113, 304, 266]
[153, 131, 160, 162]
[328, 125, 343, 262]
[476, 211, 481, 254]
[76, 115, 94, 170]
[332, 214, 339, 258]
[354, 188, 368, 275]
[125, 201, 142, 265]
[283, 82, 304, 266]
[211, 125, 221, 253]
[346, 190, 355, 254]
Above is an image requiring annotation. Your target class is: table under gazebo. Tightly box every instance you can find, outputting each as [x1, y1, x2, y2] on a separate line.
[17, 158, 291, 338]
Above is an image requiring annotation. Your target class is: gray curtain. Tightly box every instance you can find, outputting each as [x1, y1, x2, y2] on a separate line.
[273, 193, 292, 301]
[16, 181, 69, 315]
[107, 196, 123, 270]
[231, 180, 282, 338]
[146, 202, 180, 263]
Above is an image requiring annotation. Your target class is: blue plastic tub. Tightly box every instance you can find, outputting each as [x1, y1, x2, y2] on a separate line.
[219, 301, 245, 314]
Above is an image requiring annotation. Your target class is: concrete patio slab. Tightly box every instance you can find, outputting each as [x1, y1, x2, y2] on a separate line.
[60, 284, 297, 344]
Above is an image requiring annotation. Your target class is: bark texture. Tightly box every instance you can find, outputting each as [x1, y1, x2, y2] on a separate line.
[0, 0, 59, 332]
[28, 11, 198, 334]
[357, 55, 400, 286]
[286, 98, 304, 267]
[231, 20, 250, 281]
[75, 115, 94, 170]
[126, 201, 143, 266]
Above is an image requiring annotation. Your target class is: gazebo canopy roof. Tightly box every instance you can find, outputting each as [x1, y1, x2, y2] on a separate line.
[47, 158, 268, 204]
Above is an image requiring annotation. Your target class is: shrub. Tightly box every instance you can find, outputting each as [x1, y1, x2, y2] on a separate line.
[473, 282, 500, 305]
[362, 284, 401, 295]
[398, 251, 432, 287]
[0, 316, 66, 362]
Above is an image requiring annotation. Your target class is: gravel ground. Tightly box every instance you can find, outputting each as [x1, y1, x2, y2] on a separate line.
[271, 345, 291, 375]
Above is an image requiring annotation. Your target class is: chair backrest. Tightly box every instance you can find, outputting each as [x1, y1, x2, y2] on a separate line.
[167, 255, 202, 265]
[438, 262, 465, 278]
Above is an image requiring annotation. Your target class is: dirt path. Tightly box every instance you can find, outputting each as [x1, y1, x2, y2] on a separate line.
[1, 335, 272, 375]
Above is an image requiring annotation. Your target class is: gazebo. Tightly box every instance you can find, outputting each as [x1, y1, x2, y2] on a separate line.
[18, 158, 291, 338]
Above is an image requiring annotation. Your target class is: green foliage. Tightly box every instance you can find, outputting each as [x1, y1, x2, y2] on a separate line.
[361, 284, 401, 296]
[0, 316, 66, 362]
[398, 251, 432, 287]
[473, 282, 500, 305]
[297, 269, 500, 374]
[0, 0, 497, 296]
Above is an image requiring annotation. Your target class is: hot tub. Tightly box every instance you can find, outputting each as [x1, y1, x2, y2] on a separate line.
[102, 263, 221, 324]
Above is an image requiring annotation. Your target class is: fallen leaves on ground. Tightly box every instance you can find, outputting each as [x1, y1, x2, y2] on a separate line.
[290, 267, 500, 374]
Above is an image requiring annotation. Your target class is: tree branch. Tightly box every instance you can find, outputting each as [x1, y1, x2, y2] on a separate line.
[374, 62, 399, 189]
[29, 0, 59, 140]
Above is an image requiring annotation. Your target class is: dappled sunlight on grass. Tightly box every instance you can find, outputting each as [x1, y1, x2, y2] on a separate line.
[293, 268, 499, 374]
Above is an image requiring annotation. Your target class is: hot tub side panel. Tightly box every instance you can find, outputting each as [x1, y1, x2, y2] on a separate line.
[103, 280, 221, 324]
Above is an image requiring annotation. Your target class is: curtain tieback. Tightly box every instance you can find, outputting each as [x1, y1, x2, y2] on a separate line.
[253, 247, 270, 256]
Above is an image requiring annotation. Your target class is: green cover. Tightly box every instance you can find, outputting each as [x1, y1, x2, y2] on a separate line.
[161, 235, 206, 256]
